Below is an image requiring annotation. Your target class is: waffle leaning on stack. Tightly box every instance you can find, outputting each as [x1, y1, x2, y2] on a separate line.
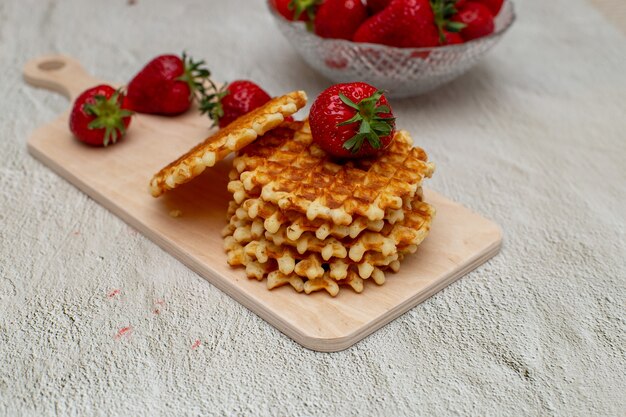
[150, 82, 435, 296]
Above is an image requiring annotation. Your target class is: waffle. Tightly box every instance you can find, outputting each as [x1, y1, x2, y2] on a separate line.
[223, 229, 407, 296]
[224, 233, 401, 280]
[149, 91, 307, 197]
[221, 120, 436, 296]
[222, 198, 430, 296]
[228, 121, 435, 225]
[228, 188, 423, 239]
[224, 196, 434, 262]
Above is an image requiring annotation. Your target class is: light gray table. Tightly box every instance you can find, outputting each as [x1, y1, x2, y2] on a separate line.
[1, 0, 624, 415]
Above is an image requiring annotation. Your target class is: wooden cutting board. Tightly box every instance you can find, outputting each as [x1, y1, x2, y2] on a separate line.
[23, 54, 503, 352]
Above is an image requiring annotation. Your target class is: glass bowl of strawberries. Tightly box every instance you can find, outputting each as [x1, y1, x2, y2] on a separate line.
[268, 0, 515, 98]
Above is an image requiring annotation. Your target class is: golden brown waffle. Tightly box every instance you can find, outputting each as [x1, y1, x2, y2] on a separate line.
[220, 114, 435, 296]
[223, 231, 405, 296]
[224, 196, 434, 262]
[225, 234, 399, 280]
[228, 189, 423, 239]
[228, 121, 435, 225]
[149, 91, 307, 197]
[221, 200, 431, 295]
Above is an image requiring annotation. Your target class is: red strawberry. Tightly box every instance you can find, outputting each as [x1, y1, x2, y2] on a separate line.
[442, 30, 464, 44]
[272, 0, 298, 20]
[432, 0, 469, 44]
[203, 80, 272, 128]
[473, 0, 503, 15]
[454, 0, 467, 8]
[69, 85, 133, 147]
[309, 82, 395, 159]
[353, 0, 440, 48]
[452, 2, 495, 40]
[125, 53, 214, 116]
[315, 0, 368, 40]
[271, 0, 320, 21]
[366, 0, 391, 15]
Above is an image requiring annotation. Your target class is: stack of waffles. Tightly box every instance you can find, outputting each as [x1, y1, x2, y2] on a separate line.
[149, 91, 435, 296]
[222, 120, 435, 296]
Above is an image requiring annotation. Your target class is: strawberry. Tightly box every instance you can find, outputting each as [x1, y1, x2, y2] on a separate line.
[271, 0, 321, 21]
[366, 0, 391, 15]
[69, 85, 133, 147]
[309, 82, 395, 159]
[452, 2, 495, 41]
[202, 80, 281, 128]
[272, 0, 298, 20]
[314, 0, 368, 40]
[353, 0, 440, 48]
[442, 30, 464, 44]
[432, 0, 468, 44]
[125, 53, 215, 116]
[473, 0, 503, 15]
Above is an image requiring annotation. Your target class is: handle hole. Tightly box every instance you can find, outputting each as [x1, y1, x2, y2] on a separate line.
[38, 60, 66, 71]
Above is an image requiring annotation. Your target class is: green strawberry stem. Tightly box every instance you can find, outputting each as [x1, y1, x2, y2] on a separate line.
[83, 90, 133, 147]
[178, 52, 227, 125]
[198, 85, 228, 126]
[431, 0, 467, 43]
[178, 52, 212, 98]
[289, 0, 321, 22]
[337, 91, 395, 154]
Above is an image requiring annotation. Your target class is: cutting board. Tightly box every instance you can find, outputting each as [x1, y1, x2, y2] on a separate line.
[23, 54, 502, 352]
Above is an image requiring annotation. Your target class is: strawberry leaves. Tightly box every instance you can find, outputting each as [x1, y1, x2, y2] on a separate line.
[178, 52, 213, 100]
[337, 90, 395, 154]
[83, 89, 133, 146]
[177, 52, 228, 124]
[431, 0, 467, 43]
[198, 86, 228, 126]
[289, 0, 322, 21]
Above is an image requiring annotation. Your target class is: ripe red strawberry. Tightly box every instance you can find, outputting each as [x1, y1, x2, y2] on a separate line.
[271, 0, 320, 21]
[309, 82, 395, 159]
[272, 0, 298, 20]
[366, 0, 391, 15]
[432, 0, 468, 44]
[208, 80, 272, 128]
[315, 0, 368, 40]
[442, 30, 464, 44]
[452, 2, 495, 40]
[69, 85, 133, 147]
[473, 0, 503, 15]
[454, 0, 467, 8]
[353, 0, 440, 48]
[125, 53, 214, 115]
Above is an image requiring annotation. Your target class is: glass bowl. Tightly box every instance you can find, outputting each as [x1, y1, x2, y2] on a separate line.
[268, 0, 516, 98]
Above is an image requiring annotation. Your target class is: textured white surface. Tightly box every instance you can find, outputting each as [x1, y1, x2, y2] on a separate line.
[1, 0, 625, 415]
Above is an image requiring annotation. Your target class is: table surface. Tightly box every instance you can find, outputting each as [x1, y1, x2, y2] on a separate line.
[1, 0, 625, 416]
[589, 0, 626, 33]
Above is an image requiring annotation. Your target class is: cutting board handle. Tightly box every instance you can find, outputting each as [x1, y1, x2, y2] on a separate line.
[23, 55, 101, 102]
